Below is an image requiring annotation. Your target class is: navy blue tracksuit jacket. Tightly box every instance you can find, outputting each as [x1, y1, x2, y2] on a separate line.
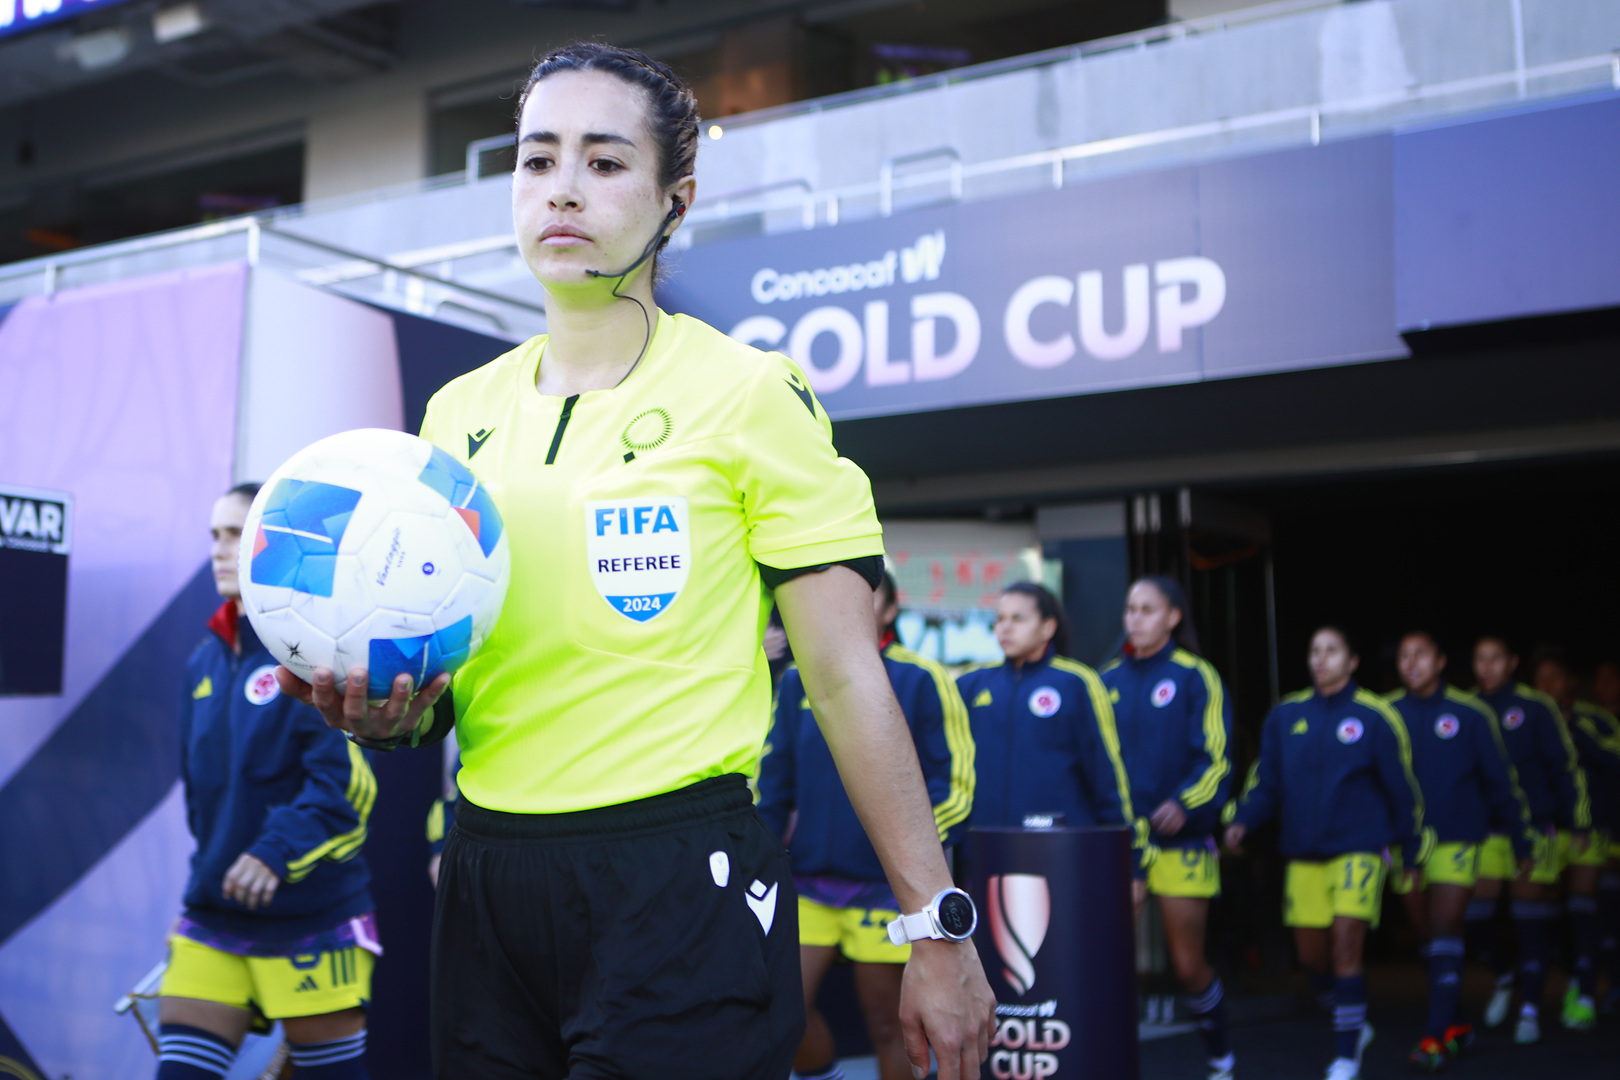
[1476, 683, 1589, 831]
[757, 643, 974, 881]
[180, 603, 376, 942]
[1232, 681, 1430, 864]
[1101, 645, 1233, 850]
[956, 651, 1153, 869]
[1386, 683, 1535, 857]
[1568, 701, 1620, 834]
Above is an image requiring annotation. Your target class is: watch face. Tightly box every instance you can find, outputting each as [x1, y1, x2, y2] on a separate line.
[936, 891, 977, 940]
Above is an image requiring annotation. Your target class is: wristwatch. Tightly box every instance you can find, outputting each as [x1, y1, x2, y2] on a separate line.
[886, 887, 978, 945]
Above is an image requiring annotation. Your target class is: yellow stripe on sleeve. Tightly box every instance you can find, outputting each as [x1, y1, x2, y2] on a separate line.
[1524, 685, 1592, 829]
[890, 646, 976, 840]
[1360, 689, 1427, 851]
[1171, 651, 1230, 810]
[1056, 657, 1154, 866]
[284, 742, 377, 883]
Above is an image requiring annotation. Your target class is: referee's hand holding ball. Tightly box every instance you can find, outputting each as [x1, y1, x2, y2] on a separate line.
[276, 665, 449, 745]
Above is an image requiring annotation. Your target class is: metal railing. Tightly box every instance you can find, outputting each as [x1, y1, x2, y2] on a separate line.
[0, 216, 546, 339]
[679, 50, 1620, 234]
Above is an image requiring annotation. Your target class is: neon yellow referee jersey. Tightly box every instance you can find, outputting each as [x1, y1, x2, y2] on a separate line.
[419, 311, 884, 814]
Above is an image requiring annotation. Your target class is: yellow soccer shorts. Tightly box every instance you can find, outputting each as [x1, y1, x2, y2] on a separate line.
[1390, 842, 1478, 894]
[798, 898, 910, 964]
[1476, 832, 1559, 883]
[1147, 844, 1221, 899]
[1284, 853, 1386, 929]
[160, 934, 373, 1019]
[1559, 829, 1611, 871]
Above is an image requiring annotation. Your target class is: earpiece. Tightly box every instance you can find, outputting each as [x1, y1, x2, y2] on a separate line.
[674, 197, 686, 216]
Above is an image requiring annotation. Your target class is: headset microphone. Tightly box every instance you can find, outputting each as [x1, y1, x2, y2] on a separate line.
[585, 198, 685, 280]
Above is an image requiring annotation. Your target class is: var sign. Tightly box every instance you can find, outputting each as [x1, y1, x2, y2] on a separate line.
[0, 483, 72, 695]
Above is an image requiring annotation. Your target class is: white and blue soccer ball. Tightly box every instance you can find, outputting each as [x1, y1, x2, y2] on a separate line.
[237, 428, 510, 700]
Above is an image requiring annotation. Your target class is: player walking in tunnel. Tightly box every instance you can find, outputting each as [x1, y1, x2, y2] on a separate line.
[155, 483, 379, 1080]
[1101, 577, 1234, 1080]
[1384, 631, 1536, 1071]
[758, 571, 975, 1080]
[277, 42, 994, 1080]
[956, 581, 1156, 872]
[1468, 636, 1590, 1043]
[1225, 626, 1429, 1080]
[1532, 648, 1620, 1032]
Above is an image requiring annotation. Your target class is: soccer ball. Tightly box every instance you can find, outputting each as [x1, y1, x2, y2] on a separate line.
[237, 428, 510, 700]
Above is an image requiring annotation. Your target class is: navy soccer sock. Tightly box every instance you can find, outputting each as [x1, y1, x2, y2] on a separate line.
[1512, 900, 1552, 1013]
[288, 1031, 369, 1079]
[1568, 893, 1600, 999]
[1332, 974, 1367, 1061]
[156, 1024, 234, 1079]
[1425, 936, 1465, 1038]
[1187, 975, 1231, 1060]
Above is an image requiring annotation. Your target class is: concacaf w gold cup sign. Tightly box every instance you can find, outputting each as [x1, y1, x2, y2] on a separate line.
[966, 826, 1140, 1080]
[0, 483, 72, 696]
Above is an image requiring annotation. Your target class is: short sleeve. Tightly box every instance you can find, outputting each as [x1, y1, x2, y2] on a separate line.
[733, 351, 884, 570]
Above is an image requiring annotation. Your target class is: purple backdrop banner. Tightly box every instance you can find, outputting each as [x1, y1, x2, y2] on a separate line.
[0, 261, 246, 1080]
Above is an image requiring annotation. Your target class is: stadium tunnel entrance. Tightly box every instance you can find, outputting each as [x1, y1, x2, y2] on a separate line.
[831, 314, 1620, 988]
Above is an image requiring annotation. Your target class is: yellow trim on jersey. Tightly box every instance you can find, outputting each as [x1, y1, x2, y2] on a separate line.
[425, 798, 447, 845]
[192, 676, 212, 700]
[1357, 688, 1433, 866]
[1451, 686, 1535, 836]
[1520, 683, 1592, 829]
[887, 644, 975, 840]
[1054, 656, 1154, 865]
[284, 742, 376, 883]
[1170, 649, 1230, 811]
[972, 688, 992, 707]
[1281, 688, 1313, 704]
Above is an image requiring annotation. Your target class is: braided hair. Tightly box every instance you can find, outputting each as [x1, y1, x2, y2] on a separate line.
[518, 43, 700, 265]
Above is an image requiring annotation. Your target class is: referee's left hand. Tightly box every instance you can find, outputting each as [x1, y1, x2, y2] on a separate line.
[277, 665, 450, 742]
[900, 938, 996, 1080]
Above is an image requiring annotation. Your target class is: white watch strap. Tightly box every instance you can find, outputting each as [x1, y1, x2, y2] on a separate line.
[887, 910, 937, 946]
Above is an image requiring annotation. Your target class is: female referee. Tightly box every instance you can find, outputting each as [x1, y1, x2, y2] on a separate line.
[1225, 627, 1429, 1080]
[1101, 577, 1234, 1080]
[277, 42, 994, 1080]
[758, 572, 974, 1080]
[955, 582, 1154, 871]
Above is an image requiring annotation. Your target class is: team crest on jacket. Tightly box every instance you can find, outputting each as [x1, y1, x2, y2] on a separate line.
[245, 665, 281, 705]
[1336, 718, 1364, 744]
[1151, 679, 1177, 707]
[1503, 707, 1525, 730]
[1028, 687, 1062, 718]
[1435, 714, 1460, 739]
[585, 496, 690, 622]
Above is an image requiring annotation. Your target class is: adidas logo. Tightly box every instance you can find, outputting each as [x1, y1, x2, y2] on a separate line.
[295, 975, 319, 992]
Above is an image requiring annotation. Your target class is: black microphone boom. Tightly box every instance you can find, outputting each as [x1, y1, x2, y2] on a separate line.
[585, 205, 682, 280]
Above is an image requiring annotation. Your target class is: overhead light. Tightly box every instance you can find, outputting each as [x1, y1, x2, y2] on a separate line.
[62, 27, 133, 71]
[153, 3, 208, 45]
[708, 125, 723, 140]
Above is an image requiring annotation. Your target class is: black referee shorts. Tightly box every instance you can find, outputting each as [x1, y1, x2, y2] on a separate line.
[431, 774, 804, 1079]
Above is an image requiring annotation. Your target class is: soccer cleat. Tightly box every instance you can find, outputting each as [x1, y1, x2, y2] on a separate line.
[1561, 992, 1596, 1032]
[1207, 1053, 1236, 1080]
[1440, 1024, 1474, 1056]
[1513, 1009, 1540, 1044]
[1356, 1023, 1375, 1065]
[1325, 1058, 1360, 1080]
[1483, 983, 1513, 1029]
[1407, 1037, 1447, 1073]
